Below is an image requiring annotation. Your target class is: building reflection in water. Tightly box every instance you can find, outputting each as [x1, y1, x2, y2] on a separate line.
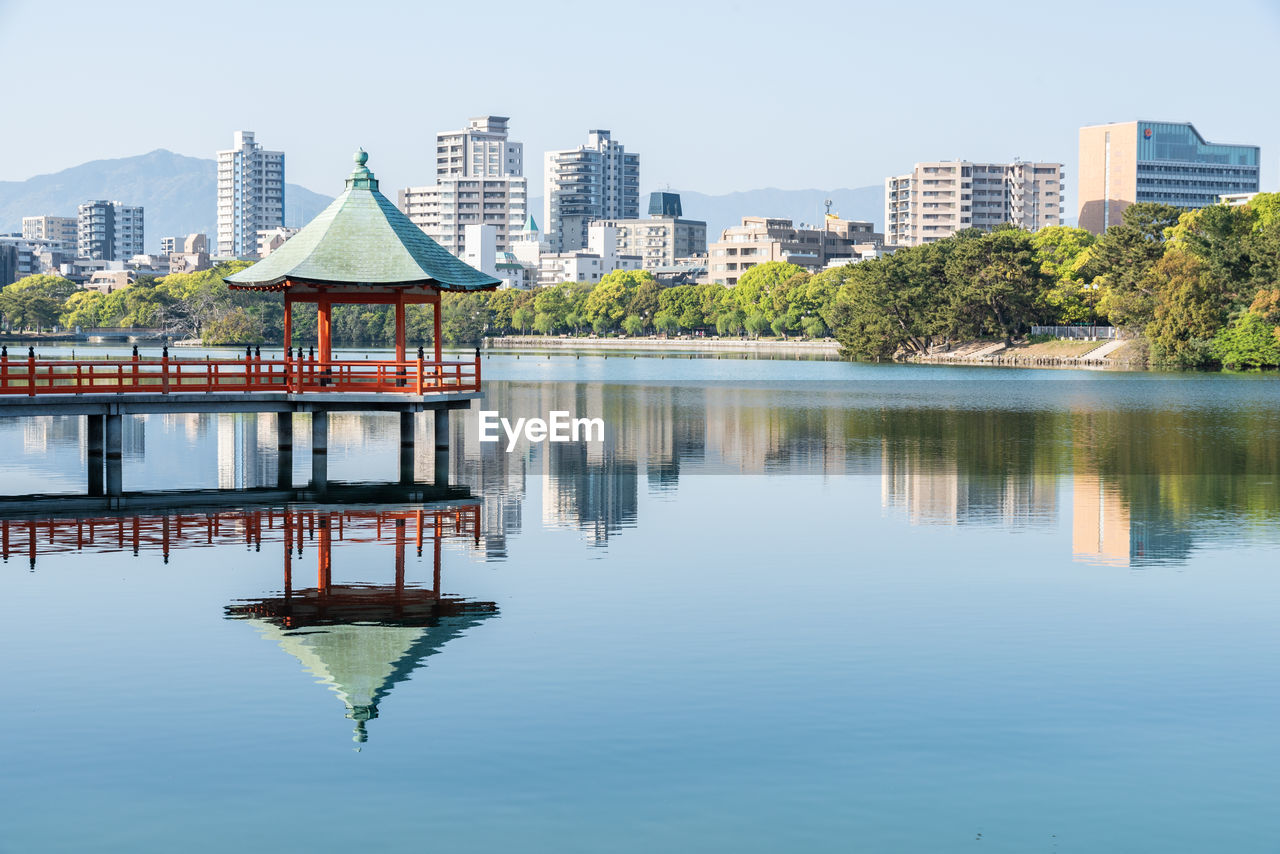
[0, 498, 497, 745]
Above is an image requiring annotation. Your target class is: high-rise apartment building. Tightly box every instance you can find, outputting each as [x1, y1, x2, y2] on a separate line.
[399, 116, 528, 256]
[885, 161, 1063, 247]
[543, 130, 639, 253]
[77, 201, 144, 261]
[22, 216, 77, 249]
[598, 192, 707, 269]
[216, 130, 285, 258]
[1077, 120, 1260, 234]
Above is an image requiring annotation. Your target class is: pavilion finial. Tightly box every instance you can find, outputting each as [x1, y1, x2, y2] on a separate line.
[346, 148, 378, 191]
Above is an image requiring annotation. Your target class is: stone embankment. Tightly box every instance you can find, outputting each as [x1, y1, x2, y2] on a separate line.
[911, 338, 1142, 368]
[485, 335, 841, 356]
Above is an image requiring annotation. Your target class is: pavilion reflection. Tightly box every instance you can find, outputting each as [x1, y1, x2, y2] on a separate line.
[0, 488, 497, 745]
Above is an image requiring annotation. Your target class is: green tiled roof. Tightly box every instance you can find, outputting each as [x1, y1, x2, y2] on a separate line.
[226, 150, 501, 291]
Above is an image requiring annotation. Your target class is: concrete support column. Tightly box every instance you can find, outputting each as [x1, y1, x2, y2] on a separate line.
[277, 411, 293, 489]
[399, 411, 415, 484]
[310, 411, 328, 490]
[433, 408, 449, 486]
[105, 412, 123, 496]
[87, 414, 105, 496]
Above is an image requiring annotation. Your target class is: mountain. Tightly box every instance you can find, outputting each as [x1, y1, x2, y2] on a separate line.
[528, 186, 884, 241]
[0, 150, 333, 253]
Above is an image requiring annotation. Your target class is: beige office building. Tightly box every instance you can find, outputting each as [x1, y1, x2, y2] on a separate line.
[21, 215, 77, 248]
[706, 216, 882, 286]
[1077, 120, 1260, 234]
[596, 192, 706, 269]
[885, 161, 1063, 247]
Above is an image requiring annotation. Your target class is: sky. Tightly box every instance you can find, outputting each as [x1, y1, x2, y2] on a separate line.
[1, 0, 1278, 214]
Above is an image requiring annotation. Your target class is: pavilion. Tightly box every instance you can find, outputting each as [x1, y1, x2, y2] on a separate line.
[226, 148, 501, 368]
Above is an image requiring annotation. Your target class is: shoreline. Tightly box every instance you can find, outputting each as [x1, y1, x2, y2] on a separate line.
[484, 335, 841, 355]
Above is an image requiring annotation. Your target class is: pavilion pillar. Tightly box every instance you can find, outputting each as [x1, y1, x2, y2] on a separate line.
[433, 408, 449, 486]
[311, 411, 328, 490]
[276, 411, 293, 489]
[399, 411, 415, 484]
[86, 414, 105, 496]
[432, 292, 443, 366]
[283, 294, 293, 352]
[105, 412, 123, 496]
[317, 299, 333, 365]
[395, 297, 407, 387]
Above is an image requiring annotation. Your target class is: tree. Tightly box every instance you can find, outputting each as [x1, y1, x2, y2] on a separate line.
[744, 310, 769, 339]
[511, 306, 535, 334]
[943, 227, 1050, 342]
[621, 314, 646, 337]
[532, 311, 557, 335]
[1145, 248, 1230, 367]
[443, 293, 491, 344]
[653, 310, 679, 336]
[1090, 202, 1183, 329]
[1212, 311, 1280, 369]
[202, 307, 264, 345]
[0, 289, 60, 331]
[60, 290, 105, 330]
[1031, 226, 1098, 324]
[582, 275, 630, 330]
[732, 262, 806, 320]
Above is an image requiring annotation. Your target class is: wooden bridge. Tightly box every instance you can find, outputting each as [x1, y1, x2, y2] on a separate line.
[0, 344, 480, 497]
[0, 148, 504, 500]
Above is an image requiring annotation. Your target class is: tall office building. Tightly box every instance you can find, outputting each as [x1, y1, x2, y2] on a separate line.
[1077, 120, 1260, 233]
[77, 201, 144, 261]
[399, 116, 528, 256]
[216, 130, 285, 258]
[22, 215, 78, 248]
[543, 130, 639, 253]
[885, 161, 1063, 247]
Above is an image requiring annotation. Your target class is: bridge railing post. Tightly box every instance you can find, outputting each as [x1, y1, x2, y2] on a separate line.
[245, 346, 253, 392]
[27, 346, 35, 397]
[131, 345, 139, 391]
[474, 347, 481, 391]
[416, 346, 424, 395]
[161, 345, 170, 394]
[1, 344, 7, 392]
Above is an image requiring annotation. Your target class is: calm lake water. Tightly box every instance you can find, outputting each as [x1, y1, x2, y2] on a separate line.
[1, 349, 1278, 852]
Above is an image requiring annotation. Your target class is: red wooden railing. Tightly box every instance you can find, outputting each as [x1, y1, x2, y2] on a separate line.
[0, 506, 481, 561]
[0, 347, 481, 396]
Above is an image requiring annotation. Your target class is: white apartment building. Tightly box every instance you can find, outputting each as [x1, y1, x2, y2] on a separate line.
[543, 130, 639, 253]
[885, 160, 1063, 247]
[400, 116, 528, 257]
[22, 215, 77, 249]
[77, 200, 144, 261]
[216, 130, 285, 258]
[512, 222, 642, 287]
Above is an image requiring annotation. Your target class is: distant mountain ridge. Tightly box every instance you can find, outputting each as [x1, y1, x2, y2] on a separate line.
[0, 150, 333, 253]
[1, 149, 884, 258]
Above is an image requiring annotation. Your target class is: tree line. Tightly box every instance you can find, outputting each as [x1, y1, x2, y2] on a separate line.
[2, 192, 1276, 369]
[827, 194, 1280, 368]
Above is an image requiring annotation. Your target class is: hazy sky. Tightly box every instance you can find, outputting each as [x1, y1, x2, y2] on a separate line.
[2, 0, 1277, 213]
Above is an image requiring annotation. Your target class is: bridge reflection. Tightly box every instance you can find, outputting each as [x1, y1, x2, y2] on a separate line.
[0, 486, 498, 745]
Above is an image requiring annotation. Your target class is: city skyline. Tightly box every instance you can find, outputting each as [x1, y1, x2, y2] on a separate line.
[1, 0, 1276, 215]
